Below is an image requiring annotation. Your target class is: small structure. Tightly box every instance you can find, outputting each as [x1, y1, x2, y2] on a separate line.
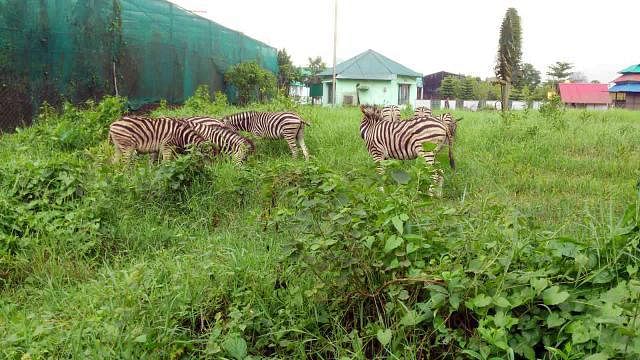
[609, 64, 640, 110]
[558, 83, 611, 109]
[420, 71, 464, 100]
[318, 49, 421, 107]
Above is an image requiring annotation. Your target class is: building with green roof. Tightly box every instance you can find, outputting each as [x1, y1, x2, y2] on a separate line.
[318, 49, 422, 107]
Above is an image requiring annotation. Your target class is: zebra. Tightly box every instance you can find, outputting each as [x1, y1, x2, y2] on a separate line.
[180, 117, 255, 164]
[223, 111, 310, 160]
[414, 106, 432, 118]
[359, 105, 455, 195]
[108, 116, 216, 163]
[381, 105, 401, 121]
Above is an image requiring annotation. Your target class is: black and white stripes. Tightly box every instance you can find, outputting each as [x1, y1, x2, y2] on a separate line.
[359, 105, 455, 172]
[108, 116, 211, 163]
[223, 111, 310, 160]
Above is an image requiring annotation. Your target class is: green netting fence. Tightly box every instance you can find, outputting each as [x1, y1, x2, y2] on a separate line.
[0, 0, 278, 131]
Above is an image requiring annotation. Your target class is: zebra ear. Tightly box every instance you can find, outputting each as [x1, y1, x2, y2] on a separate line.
[456, 117, 464, 122]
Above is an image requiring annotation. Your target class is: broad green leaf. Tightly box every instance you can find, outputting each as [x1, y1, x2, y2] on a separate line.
[566, 320, 598, 344]
[493, 296, 511, 308]
[542, 286, 570, 306]
[530, 278, 549, 294]
[546, 312, 565, 328]
[133, 334, 147, 343]
[384, 235, 403, 253]
[390, 169, 410, 185]
[223, 335, 247, 360]
[592, 269, 615, 284]
[400, 310, 426, 326]
[376, 328, 392, 346]
[406, 242, 419, 254]
[471, 293, 492, 308]
[391, 216, 404, 235]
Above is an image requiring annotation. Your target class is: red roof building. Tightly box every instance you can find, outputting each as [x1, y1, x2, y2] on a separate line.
[558, 83, 611, 109]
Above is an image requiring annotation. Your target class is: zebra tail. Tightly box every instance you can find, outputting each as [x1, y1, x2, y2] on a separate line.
[448, 141, 455, 170]
[300, 119, 311, 126]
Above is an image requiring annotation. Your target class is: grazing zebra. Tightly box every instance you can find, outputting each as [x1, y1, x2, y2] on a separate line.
[359, 105, 455, 195]
[108, 116, 215, 163]
[223, 111, 310, 160]
[414, 106, 432, 118]
[381, 105, 401, 121]
[180, 118, 255, 164]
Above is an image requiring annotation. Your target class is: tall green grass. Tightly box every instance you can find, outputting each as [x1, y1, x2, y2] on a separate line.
[0, 97, 639, 359]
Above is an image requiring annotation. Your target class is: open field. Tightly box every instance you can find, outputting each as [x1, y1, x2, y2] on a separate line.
[1, 98, 639, 359]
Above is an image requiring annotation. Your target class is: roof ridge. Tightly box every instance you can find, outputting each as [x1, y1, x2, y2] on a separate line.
[368, 50, 394, 75]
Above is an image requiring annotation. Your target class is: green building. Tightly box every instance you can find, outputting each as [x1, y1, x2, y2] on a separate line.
[318, 49, 421, 107]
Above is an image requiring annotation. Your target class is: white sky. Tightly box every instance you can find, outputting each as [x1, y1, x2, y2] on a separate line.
[169, 0, 639, 83]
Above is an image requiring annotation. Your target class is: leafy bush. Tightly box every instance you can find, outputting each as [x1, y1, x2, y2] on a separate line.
[540, 94, 567, 129]
[225, 61, 277, 105]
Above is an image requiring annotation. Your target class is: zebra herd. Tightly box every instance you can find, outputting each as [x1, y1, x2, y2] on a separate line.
[108, 111, 309, 164]
[108, 105, 458, 195]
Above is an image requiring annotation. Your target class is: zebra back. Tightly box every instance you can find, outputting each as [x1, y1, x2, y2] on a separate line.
[109, 116, 206, 155]
[224, 111, 308, 139]
[414, 106, 432, 118]
[381, 105, 401, 121]
[184, 116, 229, 129]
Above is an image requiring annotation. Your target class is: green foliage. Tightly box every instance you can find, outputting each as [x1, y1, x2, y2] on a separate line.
[547, 62, 574, 83]
[277, 49, 301, 96]
[461, 77, 476, 100]
[2, 99, 640, 359]
[540, 94, 567, 129]
[304, 56, 327, 86]
[183, 84, 212, 112]
[225, 61, 277, 105]
[439, 76, 457, 99]
[495, 7, 522, 111]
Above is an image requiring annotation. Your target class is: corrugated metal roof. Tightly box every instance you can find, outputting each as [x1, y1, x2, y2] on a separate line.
[558, 83, 611, 104]
[613, 74, 640, 83]
[620, 64, 640, 74]
[319, 49, 421, 80]
[609, 83, 640, 93]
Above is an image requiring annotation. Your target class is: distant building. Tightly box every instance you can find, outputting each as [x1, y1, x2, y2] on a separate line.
[420, 71, 464, 100]
[609, 64, 640, 110]
[558, 83, 611, 109]
[318, 49, 421, 107]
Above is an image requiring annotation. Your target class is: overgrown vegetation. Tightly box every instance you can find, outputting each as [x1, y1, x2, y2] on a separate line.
[225, 62, 277, 105]
[1, 94, 639, 359]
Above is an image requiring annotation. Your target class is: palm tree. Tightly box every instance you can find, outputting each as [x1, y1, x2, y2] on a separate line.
[495, 8, 522, 112]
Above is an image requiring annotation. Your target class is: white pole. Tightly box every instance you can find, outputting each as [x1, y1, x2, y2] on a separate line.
[332, 0, 338, 107]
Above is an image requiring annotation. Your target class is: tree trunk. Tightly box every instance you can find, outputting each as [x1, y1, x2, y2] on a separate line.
[501, 83, 510, 112]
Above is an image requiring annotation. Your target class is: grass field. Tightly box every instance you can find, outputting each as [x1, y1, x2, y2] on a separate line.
[1, 97, 639, 359]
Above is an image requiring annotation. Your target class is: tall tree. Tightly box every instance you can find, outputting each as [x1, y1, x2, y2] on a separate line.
[277, 49, 300, 96]
[439, 76, 456, 99]
[495, 7, 522, 112]
[546, 62, 573, 83]
[514, 63, 541, 90]
[461, 77, 475, 100]
[305, 56, 327, 86]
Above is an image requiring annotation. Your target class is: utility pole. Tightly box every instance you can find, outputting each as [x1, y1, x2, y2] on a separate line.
[332, 0, 338, 107]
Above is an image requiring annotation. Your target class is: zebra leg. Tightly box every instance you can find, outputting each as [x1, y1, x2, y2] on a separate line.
[149, 151, 159, 165]
[296, 126, 310, 160]
[111, 146, 122, 164]
[417, 147, 443, 197]
[284, 135, 299, 158]
[160, 145, 174, 162]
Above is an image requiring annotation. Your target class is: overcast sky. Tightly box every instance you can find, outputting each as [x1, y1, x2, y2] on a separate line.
[168, 0, 638, 83]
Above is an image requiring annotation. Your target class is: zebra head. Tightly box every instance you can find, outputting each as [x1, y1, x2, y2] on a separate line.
[223, 111, 256, 132]
[359, 104, 382, 138]
[440, 113, 457, 139]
